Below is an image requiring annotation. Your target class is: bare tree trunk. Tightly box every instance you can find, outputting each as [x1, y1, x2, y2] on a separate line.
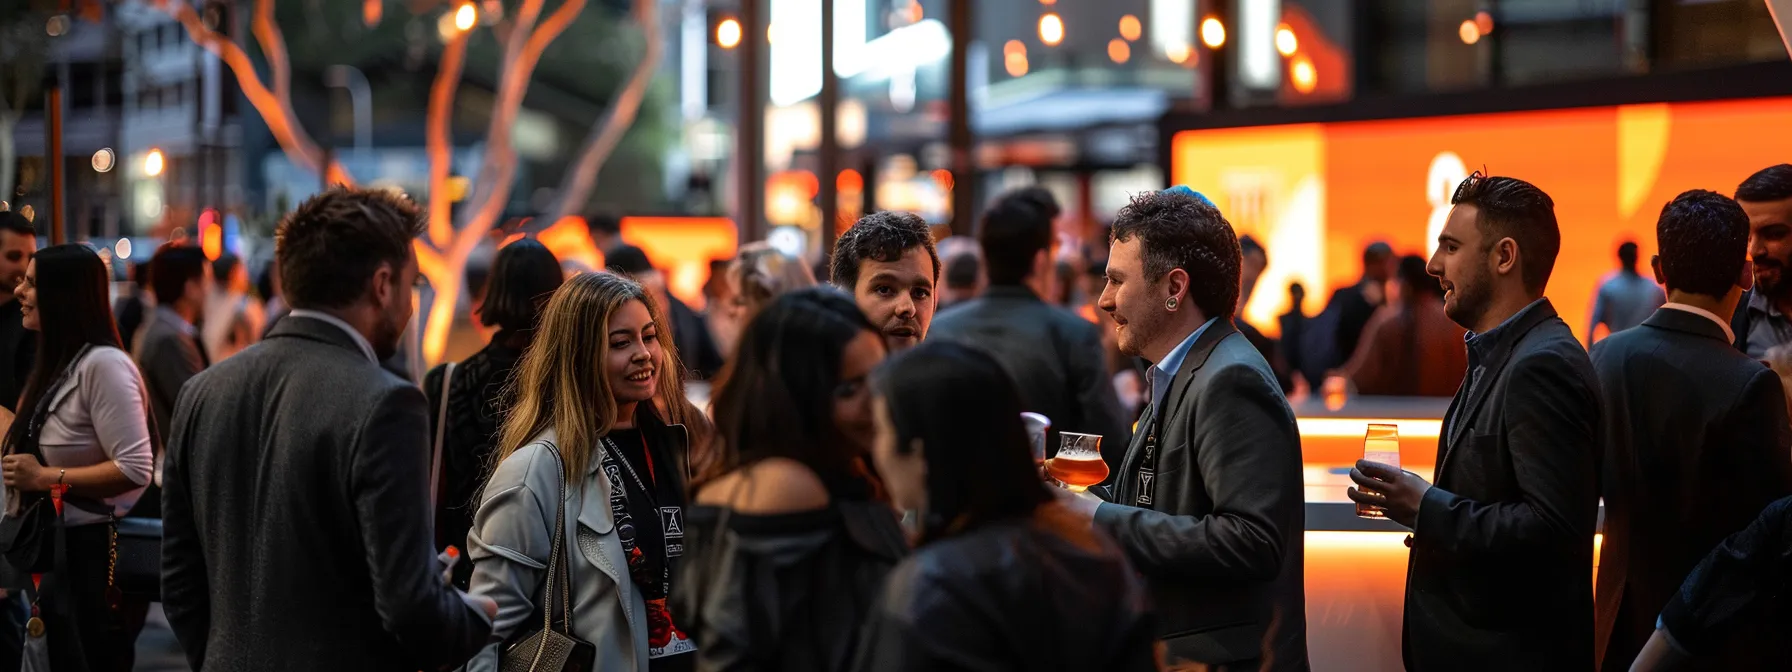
[540, 0, 662, 225]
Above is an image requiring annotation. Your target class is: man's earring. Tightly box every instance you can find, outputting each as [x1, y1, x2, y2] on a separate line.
[1165, 296, 1179, 311]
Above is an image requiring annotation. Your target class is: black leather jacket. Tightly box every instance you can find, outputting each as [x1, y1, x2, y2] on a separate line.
[850, 516, 1158, 672]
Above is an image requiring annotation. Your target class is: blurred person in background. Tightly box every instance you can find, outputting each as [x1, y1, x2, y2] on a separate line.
[1732, 164, 1792, 358]
[3, 244, 157, 671]
[674, 288, 907, 672]
[587, 209, 624, 254]
[161, 188, 495, 671]
[934, 235, 983, 311]
[135, 243, 211, 445]
[729, 241, 815, 328]
[113, 261, 150, 353]
[703, 257, 739, 357]
[1234, 235, 1295, 395]
[0, 211, 35, 413]
[1335, 255, 1467, 397]
[1587, 241, 1666, 347]
[607, 244, 725, 381]
[468, 271, 709, 671]
[1279, 283, 1309, 399]
[1591, 190, 1792, 671]
[259, 260, 289, 338]
[852, 340, 1158, 672]
[1348, 174, 1600, 670]
[1321, 241, 1395, 372]
[202, 254, 266, 362]
[931, 187, 1130, 462]
[831, 211, 939, 352]
[424, 238, 563, 590]
[1065, 188, 1309, 671]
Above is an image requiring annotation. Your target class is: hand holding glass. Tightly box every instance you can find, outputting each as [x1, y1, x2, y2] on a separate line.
[1045, 432, 1108, 492]
[1355, 423, 1400, 519]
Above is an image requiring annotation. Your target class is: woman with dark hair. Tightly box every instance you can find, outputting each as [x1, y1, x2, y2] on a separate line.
[1, 244, 156, 670]
[850, 340, 1157, 672]
[1337, 254, 1468, 397]
[673, 287, 908, 672]
[425, 238, 563, 588]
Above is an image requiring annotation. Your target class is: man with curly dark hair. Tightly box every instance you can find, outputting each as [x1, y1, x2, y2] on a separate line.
[830, 210, 940, 351]
[1057, 186, 1309, 671]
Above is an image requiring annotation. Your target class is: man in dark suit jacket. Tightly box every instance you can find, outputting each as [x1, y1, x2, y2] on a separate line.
[135, 243, 211, 443]
[1350, 174, 1602, 670]
[931, 187, 1131, 462]
[1630, 495, 1792, 670]
[162, 187, 493, 672]
[1060, 187, 1308, 671]
[1591, 190, 1792, 671]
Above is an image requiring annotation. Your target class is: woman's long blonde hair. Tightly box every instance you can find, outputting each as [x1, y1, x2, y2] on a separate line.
[493, 271, 706, 484]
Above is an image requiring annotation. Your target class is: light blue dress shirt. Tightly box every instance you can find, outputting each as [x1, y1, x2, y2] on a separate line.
[1149, 317, 1218, 418]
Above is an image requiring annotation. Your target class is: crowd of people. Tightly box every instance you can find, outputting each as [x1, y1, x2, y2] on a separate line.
[0, 161, 1788, 672]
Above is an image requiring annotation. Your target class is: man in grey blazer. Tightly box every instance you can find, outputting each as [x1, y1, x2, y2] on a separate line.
[135, 243, 211, 444]
[161, 187, 494, 671]
[1060, 187, 1309, 671]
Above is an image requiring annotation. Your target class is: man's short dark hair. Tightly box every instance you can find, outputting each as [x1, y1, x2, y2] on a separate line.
[830, 211, 938, 289]
[0, 212, 34, 239]
[1364, 241, 1392, 264]
[150, 243, 208, 306]
[604, 244, 655, 277]
[1657, 189, 1749, 299]
[1110, 189, 1241, 320]
[213, 254, 240, 284]
[1737, 164, 1792, 203]
[944, 251, 981, 290]
[586, 210, 623, 237]
[1451, 174, 1560, 294]
[1617, 241, 1639, 268]
[978, 188, 1058, 286]
[276, 186, 425, 310]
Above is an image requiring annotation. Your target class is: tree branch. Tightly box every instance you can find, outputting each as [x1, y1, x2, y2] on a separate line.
[253, 0, 291, 104]
[425, 32, 469, 247]
[454, 0, 577, 233]
[540, 0, 661, 224]
[161, 0, 352, 185]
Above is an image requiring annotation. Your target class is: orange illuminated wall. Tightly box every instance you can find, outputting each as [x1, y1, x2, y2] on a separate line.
[1172, 96, 1792, 342]
[620, 217, 739, 308]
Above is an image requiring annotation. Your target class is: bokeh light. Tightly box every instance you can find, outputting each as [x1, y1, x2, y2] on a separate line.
[1039, 13, 1064, 46]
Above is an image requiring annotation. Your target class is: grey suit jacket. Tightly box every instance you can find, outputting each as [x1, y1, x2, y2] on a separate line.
[1094, 321, 1309, 670]
[134, 306, 205, 444]
[161, 315, 491, 671]
[931, 286, 1132, 463]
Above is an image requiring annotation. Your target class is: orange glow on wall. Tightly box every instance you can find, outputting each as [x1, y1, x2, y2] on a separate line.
[1170, 96, 1792, 343]
[620, 217, 739, 307]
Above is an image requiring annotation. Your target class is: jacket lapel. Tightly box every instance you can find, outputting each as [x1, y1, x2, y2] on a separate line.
[1114, 321, 1236, 505]
[1438, 300, 1559, 477]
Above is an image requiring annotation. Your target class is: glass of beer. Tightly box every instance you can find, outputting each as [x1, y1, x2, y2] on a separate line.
[1046, 432, 1108, 492]
[1356, 423, 1401, 519]
[1021, 413, 1051, 465]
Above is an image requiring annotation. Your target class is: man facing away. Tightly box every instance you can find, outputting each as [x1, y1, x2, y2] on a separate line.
[930, 187, 1131, 463]
[1731, 164, 1792, 358]
[135, 243, 212, 444]
[1058, 187, 1308, 671]
[1587, 240, 1666, 347]
[830, 210, 939, 352]
[1591, 190, 1792, 671]
[1349, 174, 1602, 670]
[161, 187, 494, 671]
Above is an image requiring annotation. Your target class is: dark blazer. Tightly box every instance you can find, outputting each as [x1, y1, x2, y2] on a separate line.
[1590, 307, 1792, 671]
[0, 299, 35, 412]
[1404, 299, 1602, 671]
[134, 306, 206, 444]
[930, 286, 1132, 464]
[1094, 321, 1308, 670]
[1657, 495, 1792, 667]
[161, 315, 491, 671]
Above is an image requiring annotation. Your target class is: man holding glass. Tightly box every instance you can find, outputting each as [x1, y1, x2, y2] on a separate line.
[1348, 174, 1601, 670]
[1058, 187, 1308, 671]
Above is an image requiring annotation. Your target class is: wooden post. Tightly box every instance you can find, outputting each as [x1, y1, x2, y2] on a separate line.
[818, 0, 839, 264]
[948, 0, 975, 237]
[47, 84, 66, 245]
[736, 0, 765, 243]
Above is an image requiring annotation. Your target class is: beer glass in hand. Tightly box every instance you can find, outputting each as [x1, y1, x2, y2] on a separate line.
[1046, 432, 1108, 492]
[1355, 423, 1400, 519]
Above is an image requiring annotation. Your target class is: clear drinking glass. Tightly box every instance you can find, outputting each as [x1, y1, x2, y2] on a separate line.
[1020, 413, 1051, 465]
[1046, 432, 1109, 492]
[1356, 423, 1401, 519]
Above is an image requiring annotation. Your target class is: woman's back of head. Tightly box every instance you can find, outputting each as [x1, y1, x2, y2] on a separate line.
[706, 287, 878, 492]
[732, 242, 815, 321]
[873, 340, 1050, 543]
[478, 238, 564, 334]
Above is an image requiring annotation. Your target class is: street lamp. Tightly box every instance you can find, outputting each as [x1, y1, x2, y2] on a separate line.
[1039, 13, 1064, 46]
[1201, 17, 1226, 49]
[144, 148, 165, 177]
[454, 2, 477, 31]
[717, 18, 741, 49]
